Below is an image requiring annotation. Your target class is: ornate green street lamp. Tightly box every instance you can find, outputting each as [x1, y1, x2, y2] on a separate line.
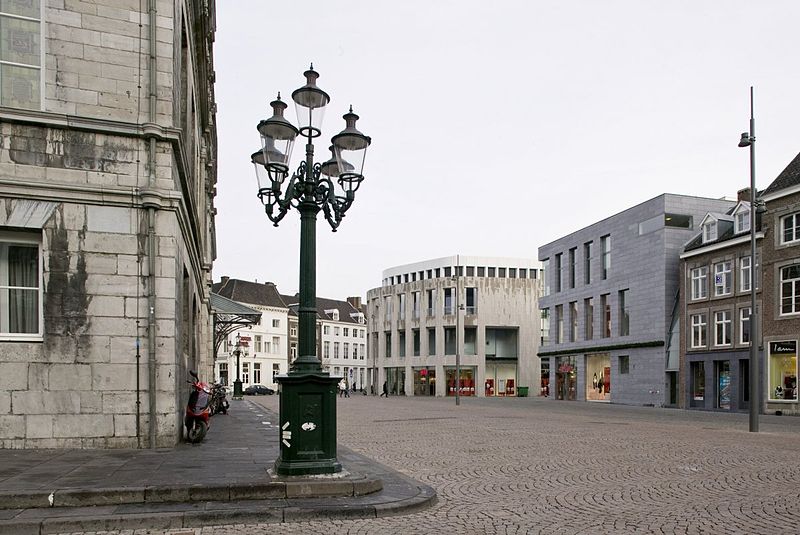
[232, 333, 243, 399]
[252, 66, 371, 475]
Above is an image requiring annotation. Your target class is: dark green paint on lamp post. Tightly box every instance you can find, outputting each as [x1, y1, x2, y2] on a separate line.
[251, 66, 371, 476]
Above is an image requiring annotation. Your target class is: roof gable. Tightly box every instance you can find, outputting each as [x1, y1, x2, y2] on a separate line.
[763, 151, 800, 197]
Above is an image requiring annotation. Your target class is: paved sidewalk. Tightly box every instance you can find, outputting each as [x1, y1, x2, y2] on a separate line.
[0, 398, 435, 534]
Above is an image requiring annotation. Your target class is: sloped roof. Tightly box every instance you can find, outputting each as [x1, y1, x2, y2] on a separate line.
[684, 202, 761, 253]
[212, 278, 287, 309]
[763, 151, 800, 196]
[283, 293, 362, 324]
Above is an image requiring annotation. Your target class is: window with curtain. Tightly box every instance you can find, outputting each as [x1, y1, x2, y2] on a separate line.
[0, 239, 40, 335]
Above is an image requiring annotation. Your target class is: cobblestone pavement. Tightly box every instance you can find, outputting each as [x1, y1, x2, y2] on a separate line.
[59, 396, 800, 534]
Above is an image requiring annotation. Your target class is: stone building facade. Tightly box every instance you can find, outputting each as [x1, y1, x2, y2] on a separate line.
[0, 1, 217, 448]
[761, 151, 800, 415]
[538, 194, 734, 407]
[679, 190, 762, 412]
[366, 255, 543, 397]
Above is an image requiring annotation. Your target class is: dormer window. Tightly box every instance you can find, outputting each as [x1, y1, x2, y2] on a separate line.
[733, 203, 751, 234]
[702, 220, 717, 243]
[324, 308, 339, 321]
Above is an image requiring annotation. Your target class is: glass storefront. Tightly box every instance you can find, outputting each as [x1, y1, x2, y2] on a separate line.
[386, 367, 406, 396]
[768, 341, 797, 401]
[716, 360, 731, 410]
[413, 367, 436, 396]
[585, 353, 610, 402]
[485, 361, 517, 396]
[540, 359, 550, 397]
[690, 361, 705, 408]
[555, 355, 576, 401]
[446, 366, 475, 396]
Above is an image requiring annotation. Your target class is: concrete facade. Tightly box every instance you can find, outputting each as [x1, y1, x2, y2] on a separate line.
[538, 194, 734, 407]
[366, 255, 543, 397]
[0, 1, 217, 447]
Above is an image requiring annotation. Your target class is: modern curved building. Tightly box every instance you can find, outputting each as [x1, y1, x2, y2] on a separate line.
[366, 256, 543, 397]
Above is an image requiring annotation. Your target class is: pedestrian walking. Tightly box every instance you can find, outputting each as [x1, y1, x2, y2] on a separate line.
[380, 381, 388, 397]
[339, 379, 347, 398]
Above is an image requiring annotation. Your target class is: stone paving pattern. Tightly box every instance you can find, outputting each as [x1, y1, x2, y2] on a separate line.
[57, 396, 800, 534]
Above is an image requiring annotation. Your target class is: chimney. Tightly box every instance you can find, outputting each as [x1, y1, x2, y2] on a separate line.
[220, 276, 230, 286]
[737, 187, 752, 202]
[347, 296, 362, 310]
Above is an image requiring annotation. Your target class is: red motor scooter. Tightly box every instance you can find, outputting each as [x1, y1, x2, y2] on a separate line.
[185, 370, 211, 443]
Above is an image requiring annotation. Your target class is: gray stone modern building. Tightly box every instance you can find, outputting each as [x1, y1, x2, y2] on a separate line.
[538, 194, 734, 407]
[0, 1, 217, 448]
[366, 255, 543, 397]
[679, 189, 762, 412]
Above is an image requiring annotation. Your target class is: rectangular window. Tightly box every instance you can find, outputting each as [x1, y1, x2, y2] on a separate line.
[555, 304, 563, 344]
[242, 362, 249, 384]
[444, 287, 454, 315]
[385, 296, 392, 321]
[691, 267, 708, 300]
[343, 327, 349, 337]
[781, 213, 800, 244]
[714, 311, 731, 346]
[780, 265, 800, 315]
[569, 301, 577, 342]
[334, 327, 340, 336]
[691, 313, 707, 348]
[619, 289, 629, 336]
[254, 335, 262, 353]
[540, 308, 550, 345]
[384, 333, 391, 358]
[691, 361, 705, 401]
[740, 307, 751, 345]
[412, 292, 420, 319]
[740, 256, 752, 292]
[426, 289, 435, 317]
[714, 261, 732, 296]
[334, 342, 340, 358]
[498, 267, 506, 278]
[290, 326, 297, 337]
[619, 355, 629, 374]
[542, 258, 550, 296]
[253, 363, 261, 384]
[584, 297, 593, 340]
[272, 319, 280, 328]
[352, 343, 357, 359]
[272, 336, 279, 354]
[398, 293, 406, 320]
[273, 363, 280, 380]
[601, 294, 611, 338]
[413, 329, 420, 356]
[324, 341, 330, 359]
[768, 341, 797, 401]
[343, 342, 350, 359]
[464, 327, 477, 355]
[0, 2, 42, 110]
[290, 343, 297, 359]
[601, 235, 611, 280]
[568, 247, 576, 289]
[735, 209, 751, 234]
[465, 287, 477, 315]
[444, 327, 456, 355]
[398, 332, 405, 358]
[0, 237, 41, 336]
[477, 266, 485, 277]
[359, 343, 365, 359]
[584, 241, 592, 284]
[323, 325, 330, 335]
[427, 327, 436, 356]
[554, 253, 562, 292]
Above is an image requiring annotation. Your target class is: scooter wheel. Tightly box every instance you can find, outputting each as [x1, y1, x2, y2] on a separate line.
[221, 401, 229, 414]
[187, 420, 207, 443]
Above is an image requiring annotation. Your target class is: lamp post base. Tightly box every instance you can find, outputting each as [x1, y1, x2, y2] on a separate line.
[233, 380, 243, 399]
[274, 371, 341, 476]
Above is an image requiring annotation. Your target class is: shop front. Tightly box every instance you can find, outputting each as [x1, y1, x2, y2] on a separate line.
[585, 353, 610, 402]
[485, 359, 517, 396]
[386, 366, 406, 396]
[413, 367, 436, 396]
[768, 340, 797, 404]
[540, 359, 550, 397]
[445, 366, 476, 397]
[555, 355, 576, 401]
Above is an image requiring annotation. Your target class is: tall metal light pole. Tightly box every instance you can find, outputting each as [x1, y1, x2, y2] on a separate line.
[251, 66, 371, 475]
[738, 86, 759, 433]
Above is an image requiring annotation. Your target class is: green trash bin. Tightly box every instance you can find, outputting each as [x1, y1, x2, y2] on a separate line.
[517, 386, 529, 397]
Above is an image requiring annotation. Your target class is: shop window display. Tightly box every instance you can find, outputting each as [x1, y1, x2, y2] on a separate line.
[540, 359, 550, 397]
[555, 355, 576, 401]
[413, 367, 436, 396]
[768, 341, 797, 401]
[690, 361, 705, 407]
[446, 366, 475, 396]
[485, 361, 517, 396]
[585, 353, 610, 401]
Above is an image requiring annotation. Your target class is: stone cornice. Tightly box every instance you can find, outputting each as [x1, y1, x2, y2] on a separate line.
[537, 340, 665, 357]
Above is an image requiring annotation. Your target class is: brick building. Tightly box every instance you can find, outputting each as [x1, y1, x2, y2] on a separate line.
[679, 189, 762, 412]
[0, 1, 217, 447]
[761, 151, 800, 415]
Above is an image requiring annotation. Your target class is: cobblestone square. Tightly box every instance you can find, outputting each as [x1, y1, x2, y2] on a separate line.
[68, 396, 800, 534]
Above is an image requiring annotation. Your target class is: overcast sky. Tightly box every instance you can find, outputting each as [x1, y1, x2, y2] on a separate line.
[213, 1, 800, 300]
